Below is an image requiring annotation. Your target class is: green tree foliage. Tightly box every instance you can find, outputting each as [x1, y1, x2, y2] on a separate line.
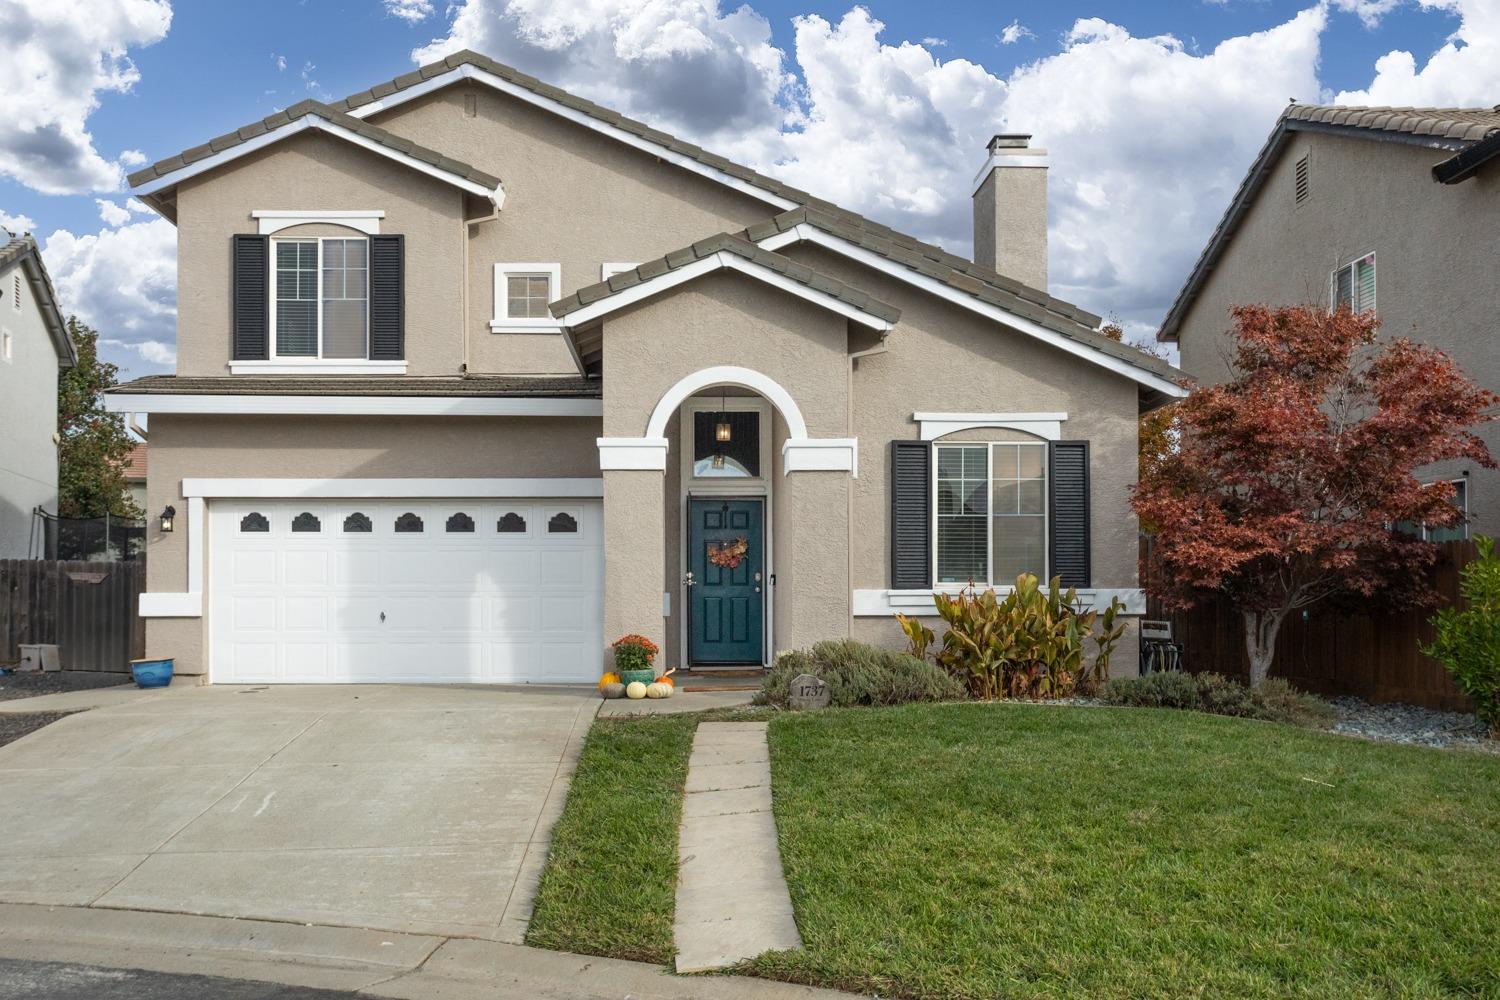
[1424, 535, 1500, 737]
[57, 317, 140, 519]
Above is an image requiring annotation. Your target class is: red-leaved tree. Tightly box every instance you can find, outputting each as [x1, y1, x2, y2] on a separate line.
[1134, 304, 1496, 685]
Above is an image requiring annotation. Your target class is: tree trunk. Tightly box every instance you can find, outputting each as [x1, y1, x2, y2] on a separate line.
[1242, 609, 1287, 687]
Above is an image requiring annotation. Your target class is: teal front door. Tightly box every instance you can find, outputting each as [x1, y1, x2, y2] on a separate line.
[688, 498, 764, 664]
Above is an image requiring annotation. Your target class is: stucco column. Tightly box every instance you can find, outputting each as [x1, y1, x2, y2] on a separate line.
[774, 469, 851, 653]
[602, 469, 667, 668]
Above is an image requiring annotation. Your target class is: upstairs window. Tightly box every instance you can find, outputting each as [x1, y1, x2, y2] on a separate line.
[935, 442, 1048, 586]
[492, 263, 561, 332]
[1332, 252, 1376, 313]
[271, 238, 368, 358]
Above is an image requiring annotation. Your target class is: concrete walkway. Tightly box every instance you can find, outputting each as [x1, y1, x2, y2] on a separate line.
[0, 684, 592, 942]
[674, 721, 802, 973]
[0, 903, 859, 999]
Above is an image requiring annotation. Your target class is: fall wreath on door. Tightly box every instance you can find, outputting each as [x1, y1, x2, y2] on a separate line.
[707, 537, 749, 570]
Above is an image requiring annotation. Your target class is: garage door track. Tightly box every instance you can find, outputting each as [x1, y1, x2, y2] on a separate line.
[0, 684, 594, 942]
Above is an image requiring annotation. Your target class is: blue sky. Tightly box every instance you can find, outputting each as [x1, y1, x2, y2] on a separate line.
[0, 0, 1487, 378]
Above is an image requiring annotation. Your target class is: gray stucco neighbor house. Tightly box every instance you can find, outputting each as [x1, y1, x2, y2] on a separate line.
[105, 50, 1184, 684]
[1161, 102, 1500, 537]
[0, 235, 75, 558]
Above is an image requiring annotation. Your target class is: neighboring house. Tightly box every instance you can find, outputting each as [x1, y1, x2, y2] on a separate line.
[0, 236, 75, 559]
[104, 50, 1184, 685]
[1160, 103, 1500, 538]
[121, 442, 148, 514]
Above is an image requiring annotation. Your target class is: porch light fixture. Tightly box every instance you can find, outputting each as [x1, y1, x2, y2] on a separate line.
[159, 505, 176, 533]
[715, 390, 732, 443]
[712, 453, 726, 470]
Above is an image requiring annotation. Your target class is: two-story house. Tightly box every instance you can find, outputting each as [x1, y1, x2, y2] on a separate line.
[0, 235, 75, 558]
[1160, 103, 1500, 537]
[105, 51, 1184, 685]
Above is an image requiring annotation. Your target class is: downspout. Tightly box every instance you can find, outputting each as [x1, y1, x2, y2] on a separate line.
[846, 337, 890, 638]
[460, 185, 505, 374]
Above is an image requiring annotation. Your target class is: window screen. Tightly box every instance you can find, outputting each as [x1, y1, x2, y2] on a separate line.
[275, 241, 318, 356]
[506, 274, 552, 318]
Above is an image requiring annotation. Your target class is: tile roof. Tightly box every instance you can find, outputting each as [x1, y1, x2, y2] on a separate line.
[0, 236, 75, 366]
[1159, 102, 1500, 342]
[125, 100, 502, 194]
[549, 232, 901, 324]
[108, 375, 600, 398]
[121, 443, 148, 481]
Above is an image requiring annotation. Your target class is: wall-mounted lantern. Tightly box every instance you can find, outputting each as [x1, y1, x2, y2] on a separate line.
[159, 505, 176, 533]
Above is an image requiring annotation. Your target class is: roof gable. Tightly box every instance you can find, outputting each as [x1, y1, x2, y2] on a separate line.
[127, 100, 504, 217]
[1160, 103, 1500, 342]
[0, 236, 74, 366]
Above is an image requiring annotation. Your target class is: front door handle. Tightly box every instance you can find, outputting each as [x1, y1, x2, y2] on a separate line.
[683, 571, 696, 587]
[754, 586, 761, 593]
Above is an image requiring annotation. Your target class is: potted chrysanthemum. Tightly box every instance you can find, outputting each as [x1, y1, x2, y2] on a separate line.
[611, 633, 659, 689]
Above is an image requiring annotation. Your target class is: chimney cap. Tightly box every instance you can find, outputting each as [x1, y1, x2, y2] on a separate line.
[987, 133, 1033, 152]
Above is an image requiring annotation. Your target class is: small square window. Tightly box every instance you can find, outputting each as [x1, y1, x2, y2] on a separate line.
[493, 264, 561, 332]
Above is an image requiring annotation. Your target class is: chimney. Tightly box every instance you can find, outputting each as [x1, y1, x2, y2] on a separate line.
[972, 133, 1048, 290]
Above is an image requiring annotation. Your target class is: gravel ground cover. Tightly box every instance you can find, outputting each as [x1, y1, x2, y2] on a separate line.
[0, 672, 127, 702]
[0, 711, 77, 749]
[1330, 696, 1496, 753]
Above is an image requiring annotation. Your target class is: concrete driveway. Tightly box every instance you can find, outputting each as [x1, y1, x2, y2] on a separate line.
[0, 684, 595, 942]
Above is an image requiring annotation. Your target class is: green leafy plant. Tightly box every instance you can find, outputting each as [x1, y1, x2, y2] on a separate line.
[1099, 671, 1333, 727]
[1423, 534, 1500, 738]
[894, 613, 935, 662]
[610, 633, 658, 674]
[757, 640, 966, 709]
[930, 576, 1127, 700]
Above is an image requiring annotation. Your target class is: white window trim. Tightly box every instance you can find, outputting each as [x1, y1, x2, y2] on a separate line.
[228, 360, 406, 375]
[491, 262, 563, 333]
[915, 412, 1065, 442]
[932, 440, 1049, 590]
[1330, 251, 1377, 312]
[252, 210, 384, 236]
[853, 587, 1145, 617]
[1421, 478, 1469, 541]
[680, 397, 772, 490]
[601, 262, 637, 281]
[268, 236, 371, 362]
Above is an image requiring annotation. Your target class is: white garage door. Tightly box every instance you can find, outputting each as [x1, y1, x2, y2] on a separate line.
[208, 499, 603, 684]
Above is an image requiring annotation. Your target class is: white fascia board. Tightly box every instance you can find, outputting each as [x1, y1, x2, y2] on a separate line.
[757, 224, 1188, 398]
[139, 592, 203, 617]
[181, 477, 605, 499]
[782, 437, 858, 476]
[103, 394, 602, 417]
[597, 437, 669, 471]
[559, 252, 895, 332]
[852, 587, 1146, 617]
[348, 65, 797, 213]
[133, 117, 502, 206]
[914, 412, 1067, 442]
[252, 210, 385, 236]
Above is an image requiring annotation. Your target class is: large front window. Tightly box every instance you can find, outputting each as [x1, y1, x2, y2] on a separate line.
[272, 238, 368, 358]
[935, 442, 1047, 585]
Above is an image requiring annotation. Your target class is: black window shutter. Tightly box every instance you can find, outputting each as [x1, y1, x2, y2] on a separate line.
[1049, 440, 1091, 587]
[369, 234, 405, 360]
[890, 440, 931, 589]
[231, 235, 268, 360]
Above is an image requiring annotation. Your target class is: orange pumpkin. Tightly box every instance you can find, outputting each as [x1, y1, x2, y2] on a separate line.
[599, 672, 621, 690]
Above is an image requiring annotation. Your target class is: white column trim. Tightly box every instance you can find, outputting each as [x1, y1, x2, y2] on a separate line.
[252, 210, 385, 236]
[597, 438, 669, 472]
[141, 495, 206, 619]
[914, 411, 1067, 442]
[782, 437, 858, 476]
[852, 587, 1145, 616]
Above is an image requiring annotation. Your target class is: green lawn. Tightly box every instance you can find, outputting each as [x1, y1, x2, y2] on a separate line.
[752, 704, 1500, 1000]
[526, 703, 1500, 998]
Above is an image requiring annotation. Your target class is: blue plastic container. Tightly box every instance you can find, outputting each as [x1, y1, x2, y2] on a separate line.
[131, 658, 174, 689]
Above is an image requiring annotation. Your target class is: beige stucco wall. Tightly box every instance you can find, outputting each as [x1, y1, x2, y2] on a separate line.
[369, 87, 778, 375]
[1174, 131, 1500, 533]
[973, 164, 1048, 290]
[0, 260, 61, 558]
[144, 413, 600, 674]
[173, 133, 466, 377]
[597, 270, 852, 658]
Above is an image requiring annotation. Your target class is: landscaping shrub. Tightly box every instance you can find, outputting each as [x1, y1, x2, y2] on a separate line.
[1100, 671, 1333, 727]
[1424, 534, 1500, 738]
[758, 639, 967, 708]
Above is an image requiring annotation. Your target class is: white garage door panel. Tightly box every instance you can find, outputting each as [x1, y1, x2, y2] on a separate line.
[209, 499, 603, 684]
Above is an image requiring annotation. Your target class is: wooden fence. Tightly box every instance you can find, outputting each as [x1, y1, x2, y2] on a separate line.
[0, 559, 145, 673]
[1142, 539, 1475, 712]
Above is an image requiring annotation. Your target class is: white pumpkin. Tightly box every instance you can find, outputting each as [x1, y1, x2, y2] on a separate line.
[626, 681, 648, 700]
[645, 682, 669, 699]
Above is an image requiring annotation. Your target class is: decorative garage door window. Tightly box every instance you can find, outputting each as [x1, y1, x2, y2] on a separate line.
[343, 512, 372, 532]
[240, 512, 270, 532]
[394, 512, 424, 533]
[446, 512, 475, 533]
[497, 512, 527, 533]
[291, 512, 321, 532]
[548, 512, 578, 533]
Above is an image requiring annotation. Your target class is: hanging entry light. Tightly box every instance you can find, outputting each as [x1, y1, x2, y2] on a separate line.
[715, 389, 733, 443]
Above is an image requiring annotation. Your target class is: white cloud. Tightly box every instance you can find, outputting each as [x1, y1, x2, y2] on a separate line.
[96, 199, 131, 226]
[273, 53, 287, 71]
[1000, 19, 1035, 44]
[41, 217, 176, 373]
[1329, 0, 1405, 29]
[1, 209, 37, 234]
[922, 36, 948, 47]
[1336, 0, 1500, 105]
[118, 148, 147, 168]
[102, 337, 175, 365]
[0, 0, 171, 195]
[386, 0, 435, 23]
